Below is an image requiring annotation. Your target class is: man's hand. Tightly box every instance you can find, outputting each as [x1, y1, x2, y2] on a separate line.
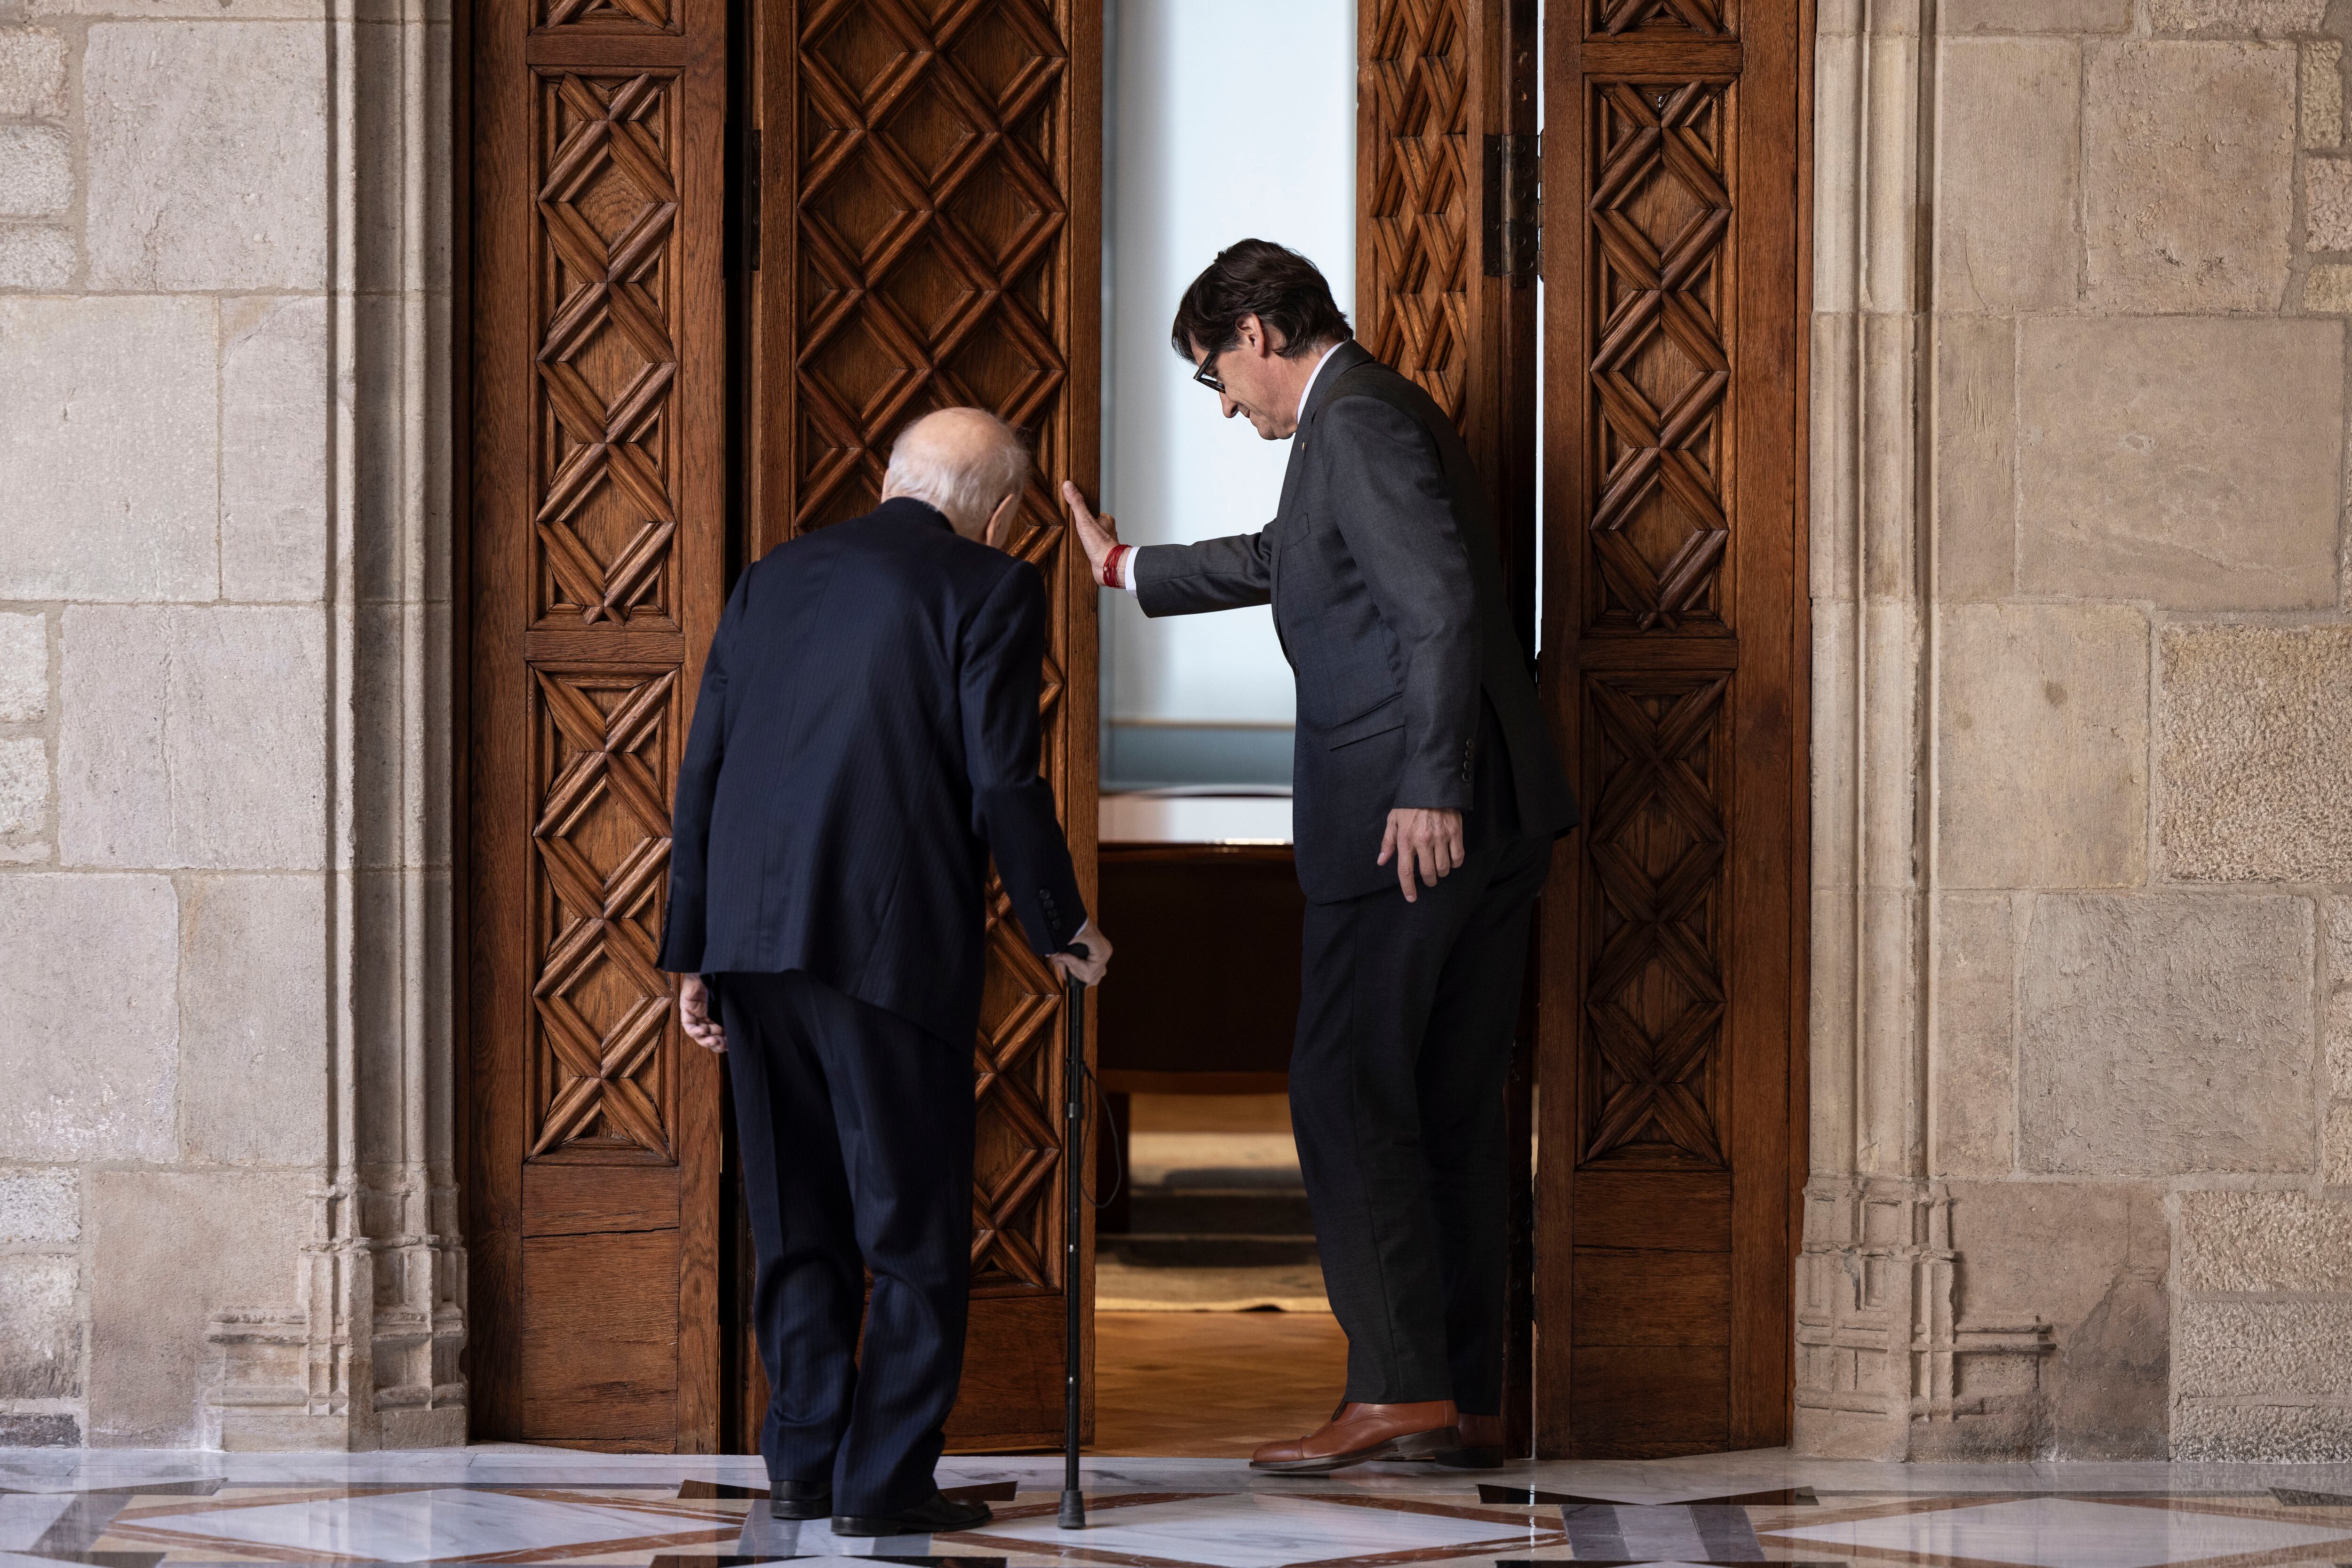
[1378, 808, 1465, 903]
[1061, 481, 1119, 584]
[1050, 919, 1113, 988]
[679, 974, 726, 1055]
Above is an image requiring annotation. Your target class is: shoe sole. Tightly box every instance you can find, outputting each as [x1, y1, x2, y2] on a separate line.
[1250, 1424, 1459, 1474]
[828, 1506, 992, 1537]
[769, 1501, 830, 1520]
[1430, 1445, 1506, 1469]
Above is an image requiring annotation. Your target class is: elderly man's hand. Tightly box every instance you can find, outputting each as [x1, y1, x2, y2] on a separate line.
[1061, 482, 1119, 584]
[1050, 919, 1112, 988]
[678, 974, 726, 1054]
[1378, 808, 1465, 903]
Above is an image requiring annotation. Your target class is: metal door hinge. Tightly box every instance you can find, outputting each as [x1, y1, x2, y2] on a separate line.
[1484, 132, 1540, 280]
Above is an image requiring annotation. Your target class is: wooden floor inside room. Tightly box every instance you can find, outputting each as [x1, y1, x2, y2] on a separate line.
[1091, 1309, 1347, 1457]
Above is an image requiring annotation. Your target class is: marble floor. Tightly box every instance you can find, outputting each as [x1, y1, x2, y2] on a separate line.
[5, 1445, 2352, 1568]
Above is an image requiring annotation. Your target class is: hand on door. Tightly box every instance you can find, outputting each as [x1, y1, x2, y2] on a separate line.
[678, 974, 726, 1054]
[1050, 919, 1113, 988]
[1061, 482, 1119, 585]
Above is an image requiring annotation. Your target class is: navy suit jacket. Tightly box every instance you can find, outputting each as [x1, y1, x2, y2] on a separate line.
[1134, 342, 1578, 902]
[656, 497, 1087, 1047]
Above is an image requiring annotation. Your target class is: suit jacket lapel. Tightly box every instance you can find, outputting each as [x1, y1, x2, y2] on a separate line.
[1277, 339, 1376, 516]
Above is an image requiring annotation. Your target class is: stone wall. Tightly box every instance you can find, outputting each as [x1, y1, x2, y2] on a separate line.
[1805, 0, 2352, 1461]
[0, 0, 458, 1449]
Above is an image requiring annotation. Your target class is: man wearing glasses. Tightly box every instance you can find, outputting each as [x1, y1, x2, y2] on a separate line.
[1062, 239, 1577, 1473]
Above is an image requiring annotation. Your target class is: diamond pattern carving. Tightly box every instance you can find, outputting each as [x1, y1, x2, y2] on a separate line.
[1579, 672, 1729, 1168]
[1585, 81, 1732, 633]
[786, 0, 1081, 1294]
[793, 0, 1069, 535]
[534, 72, 682, 629]
[528, 669, 678, 1160]
[542, 0, 674, 30]
[1362, 0, 1471, 422]
[1594, 0, 1727, 34]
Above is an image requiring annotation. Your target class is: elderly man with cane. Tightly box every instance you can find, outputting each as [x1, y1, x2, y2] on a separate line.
[659, 408, 1111, 1538]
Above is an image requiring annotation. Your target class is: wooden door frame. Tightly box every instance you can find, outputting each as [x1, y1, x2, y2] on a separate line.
[1526, 0, 1813, 1458]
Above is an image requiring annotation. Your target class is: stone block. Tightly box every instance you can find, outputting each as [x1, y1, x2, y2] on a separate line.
[0, 1413, 78, 1447]
[85, 23, 326, 291]
[2328, 1102, 2352, 1187]
[2177, 1188, 2352, 1291]
[1937, 604, 2148, 891]
[2328, 896, 2352, 979]
[179, 874, 325, 1164]
[2016, 317, 2341, 609]
[2306, 262, 2352, 309]
[2330, 993, 2352, 1100]
[2161, 626, 2352, 882]
[87, 1169, 307, 1446]
[221, 296, 326, 603]
[0, 875, 177, 1162]
[2083, 43, 2296, 311]
[60, 606, 326, 871]
[0, 611, 44, 723]
[1943, 0, 2130, 29]
[2152, 0, 2329, 32]
[0, 27, 67, 117]
[0, 222, 70, 288]
[2307, 42, 2343, 149]
[0, 298, 216, 601]
[1947, 1181, 2169, 1458]
[0, 1168, 76, 1243]
[33, 0, 322, 13]
[2178, 1301, 2352, 1396]
[0, 125, 68, 217]
[2309, 157, 2352, 249]
[0, 733, 46, 842]
[1937, 41, 2079, 310]
[1934, 314, 2015, 600]
[2018, 893, 2313, 1176]
[2174, 1399, 2352, 1461]
[1934, 895, 2015, 1177]
[0, 1254, 78, 1398]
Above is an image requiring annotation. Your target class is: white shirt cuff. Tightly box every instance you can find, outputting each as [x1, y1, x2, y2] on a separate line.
[1117, 546, 1138, 592]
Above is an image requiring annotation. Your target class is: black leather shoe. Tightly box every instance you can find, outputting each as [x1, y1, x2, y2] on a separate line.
[829, 1489, 993, 1537]
[769, 1479, 831, 1520]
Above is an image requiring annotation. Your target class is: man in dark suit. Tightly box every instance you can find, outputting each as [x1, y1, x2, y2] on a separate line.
[661, 408, 1109, 1537]
[1065, 240, 1576, 1474]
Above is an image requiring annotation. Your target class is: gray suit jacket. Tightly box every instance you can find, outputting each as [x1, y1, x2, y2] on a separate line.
[1134, 341, 1578, 902]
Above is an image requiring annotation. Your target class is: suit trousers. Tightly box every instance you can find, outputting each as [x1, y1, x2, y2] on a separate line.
[1289, 829, 1550, 1412]
[714, 969, 974, 1515]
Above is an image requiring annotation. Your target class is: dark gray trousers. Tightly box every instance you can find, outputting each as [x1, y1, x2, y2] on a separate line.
[1290, 828, 1550, 1411]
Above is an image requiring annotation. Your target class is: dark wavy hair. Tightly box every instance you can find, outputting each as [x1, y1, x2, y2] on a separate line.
[1169, 239, 1353, 363]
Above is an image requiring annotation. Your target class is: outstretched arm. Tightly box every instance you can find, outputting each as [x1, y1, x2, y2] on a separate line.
[1063, 480, 1276, 616]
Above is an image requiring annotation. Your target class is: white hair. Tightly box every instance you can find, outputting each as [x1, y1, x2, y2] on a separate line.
[883, 409, 1032, 534]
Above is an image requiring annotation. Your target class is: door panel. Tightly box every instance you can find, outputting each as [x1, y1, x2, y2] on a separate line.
[469, 0, 729, 1451]
[1538, 0, 1804, 1457]
[745, 0, 1102, 1451]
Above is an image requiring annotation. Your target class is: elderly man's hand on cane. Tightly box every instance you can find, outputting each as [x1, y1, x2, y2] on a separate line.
[1050, 919, 1112, 987]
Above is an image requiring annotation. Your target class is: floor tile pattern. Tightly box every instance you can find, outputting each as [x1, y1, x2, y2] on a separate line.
[3, 1448, 2352, 1568]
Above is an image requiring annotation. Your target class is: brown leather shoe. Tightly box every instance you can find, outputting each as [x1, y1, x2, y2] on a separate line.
[1433, 1410, 1507, 1468]
[1250, 1401, 1459, 1474]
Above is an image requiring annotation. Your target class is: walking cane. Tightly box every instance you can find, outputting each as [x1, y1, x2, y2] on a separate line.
[1057, 972, 1088, 1530]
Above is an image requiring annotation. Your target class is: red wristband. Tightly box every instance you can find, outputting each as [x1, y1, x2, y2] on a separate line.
[1102, 543, 1130, 589]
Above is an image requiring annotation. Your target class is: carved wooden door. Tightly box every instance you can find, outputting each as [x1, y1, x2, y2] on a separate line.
[1355, 0, 1542, 1450]
[741, 0, 1101, 1450]
[1537, 0, 1804, 1457]
[468, 0, 729, 1450]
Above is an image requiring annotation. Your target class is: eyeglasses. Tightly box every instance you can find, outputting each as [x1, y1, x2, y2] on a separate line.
[1192, 348, 1228, 395]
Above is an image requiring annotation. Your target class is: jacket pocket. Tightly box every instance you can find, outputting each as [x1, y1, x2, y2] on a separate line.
[1325, 691, 1405, 749]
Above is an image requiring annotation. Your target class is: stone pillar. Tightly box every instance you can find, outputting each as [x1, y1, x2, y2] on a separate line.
[202, 2, 463, 1451]
[0, 0, 458, 1450]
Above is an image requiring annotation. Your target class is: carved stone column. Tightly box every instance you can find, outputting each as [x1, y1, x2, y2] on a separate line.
[202, 4, 465, 1450]
[1797, 0, 2051, 1459]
